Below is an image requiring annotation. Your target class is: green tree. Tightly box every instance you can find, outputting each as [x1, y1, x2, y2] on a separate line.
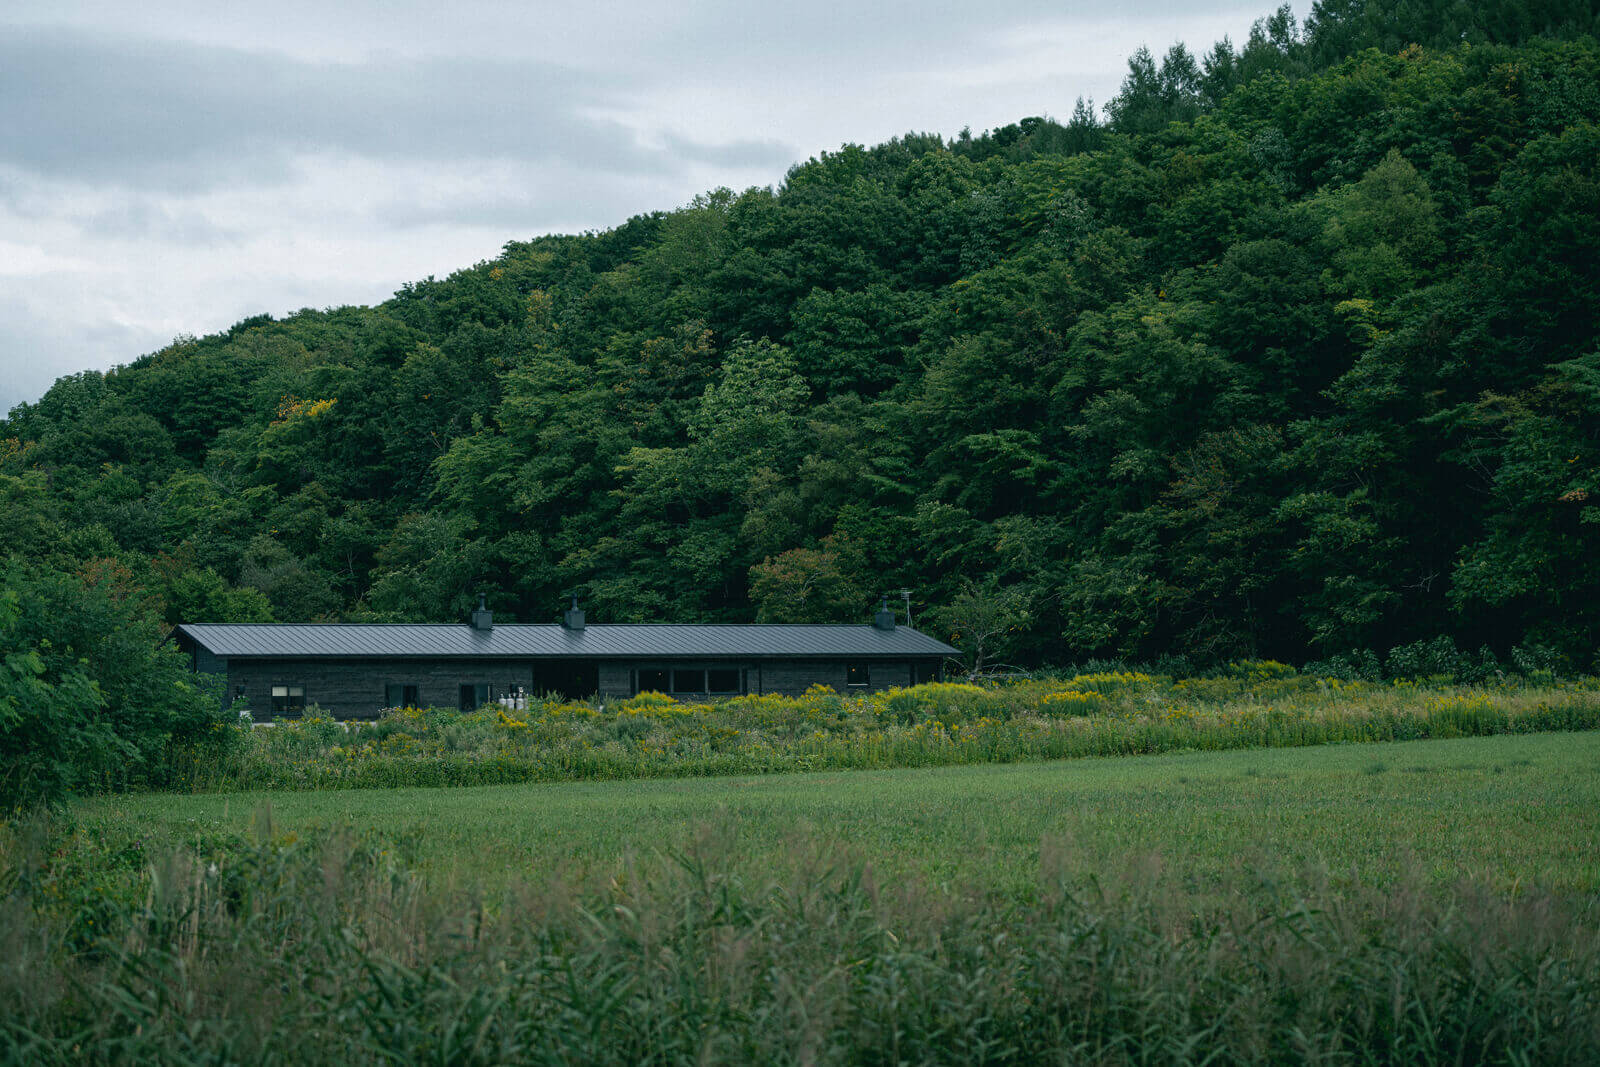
[930, 579, 1033, 679]
[0, 558, 232, 808]
[749, 539, 865, 623]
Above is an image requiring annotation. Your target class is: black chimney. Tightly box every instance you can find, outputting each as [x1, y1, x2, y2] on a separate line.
[873, 596, 897, 631]
[470, 592, 493, 631]
[562, 594, 586, 631]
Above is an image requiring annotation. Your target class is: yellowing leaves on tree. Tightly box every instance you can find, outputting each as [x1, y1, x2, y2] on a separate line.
[271, 396, 337, 424]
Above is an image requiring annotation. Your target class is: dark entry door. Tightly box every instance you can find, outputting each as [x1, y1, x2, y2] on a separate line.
[531, 660, 599, 700]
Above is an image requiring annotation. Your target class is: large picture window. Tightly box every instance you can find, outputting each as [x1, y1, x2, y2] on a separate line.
[672, 668, 706, 693]
[458, 683, 492, 711]
[706, 668, 741, 694]
[271, 684, 305, 716]
[636, 666, 744, 696]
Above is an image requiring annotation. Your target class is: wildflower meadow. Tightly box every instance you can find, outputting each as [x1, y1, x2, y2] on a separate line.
[188, 665, 1600, 792]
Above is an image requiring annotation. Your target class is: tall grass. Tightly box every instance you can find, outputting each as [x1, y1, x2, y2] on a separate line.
[198, 672, 1600, 792]
[3, 812, 1597, 1064]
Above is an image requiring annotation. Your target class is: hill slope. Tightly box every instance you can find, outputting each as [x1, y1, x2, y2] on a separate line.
[5, 3, 1600, 671]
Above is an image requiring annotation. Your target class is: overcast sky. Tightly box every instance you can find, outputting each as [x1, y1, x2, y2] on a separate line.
[1, 1, 1306, 414]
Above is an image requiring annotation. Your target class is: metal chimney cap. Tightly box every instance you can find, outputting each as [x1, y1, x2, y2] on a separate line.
[470, 593, 494, 631]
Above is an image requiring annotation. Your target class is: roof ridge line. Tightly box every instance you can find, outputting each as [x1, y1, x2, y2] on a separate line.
[182, 621, 913, 629]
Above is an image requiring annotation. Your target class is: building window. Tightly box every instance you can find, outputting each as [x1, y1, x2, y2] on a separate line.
[385, 683, 420, 708]
[847, 663, 870, 688]
[706, 668, 741, 694]
[271, 685, 305, 716]
[458, 683, 492, 711]
[637, 668, 669, 694]
[672, 668, 706, 693]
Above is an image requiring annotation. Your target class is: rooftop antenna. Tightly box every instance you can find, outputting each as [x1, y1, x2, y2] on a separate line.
[898, 589, 913, 629]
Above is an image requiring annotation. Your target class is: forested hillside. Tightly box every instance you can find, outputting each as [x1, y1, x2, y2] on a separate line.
[6, 0, 1600, 673]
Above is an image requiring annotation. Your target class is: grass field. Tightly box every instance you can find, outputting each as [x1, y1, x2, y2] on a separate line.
[11, 731, 1600, 1062]
[80, 730, 1600, 898]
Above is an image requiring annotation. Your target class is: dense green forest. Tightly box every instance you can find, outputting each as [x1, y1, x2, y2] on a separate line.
[5, 0, 1600, 682]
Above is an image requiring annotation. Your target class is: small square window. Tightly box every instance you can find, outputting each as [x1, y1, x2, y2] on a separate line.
[637, 668, 669, 694]
[271, 684, 305, 716]
[847, 663, 870, 688]
[706, 668, 741, 693]
[459, 683, 492, 711]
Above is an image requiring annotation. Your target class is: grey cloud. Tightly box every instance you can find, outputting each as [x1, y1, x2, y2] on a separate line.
[659, 133, 793, 170]
[364, 170, 720, 234]
[657, 0, 1060, 64]
[370, 191, 632, 234]
[0, 293, 169, 414]
[81, 199, 240, 245]
[0, 26, 772, 191]
[712, 0, 1261, 49]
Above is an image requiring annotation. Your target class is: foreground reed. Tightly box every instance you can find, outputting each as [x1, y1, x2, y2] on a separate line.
[2, 812, 1597, 1065]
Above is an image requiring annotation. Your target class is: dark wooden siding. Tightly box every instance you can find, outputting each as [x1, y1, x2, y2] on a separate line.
[194, 647, 227, 678]
[226, 656, 949, 719]
[228, 657, 539, 721]
[598, 662, 632, 699]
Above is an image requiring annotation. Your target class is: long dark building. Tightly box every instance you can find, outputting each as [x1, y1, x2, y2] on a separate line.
[174, 599, 957, 720]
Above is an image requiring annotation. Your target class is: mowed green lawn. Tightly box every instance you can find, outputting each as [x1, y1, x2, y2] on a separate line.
[79, 732, 1600, 897]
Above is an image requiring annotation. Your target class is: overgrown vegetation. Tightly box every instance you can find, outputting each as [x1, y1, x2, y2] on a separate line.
[0, 557, 238, 811]
[4, 797, 1598, 1064]
[206, 669, 1600, 791]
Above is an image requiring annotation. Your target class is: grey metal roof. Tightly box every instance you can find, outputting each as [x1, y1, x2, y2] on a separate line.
[175, 622, 959, 659]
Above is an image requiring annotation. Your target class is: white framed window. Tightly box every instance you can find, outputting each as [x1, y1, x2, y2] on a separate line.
[271, 684, 305, 715]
